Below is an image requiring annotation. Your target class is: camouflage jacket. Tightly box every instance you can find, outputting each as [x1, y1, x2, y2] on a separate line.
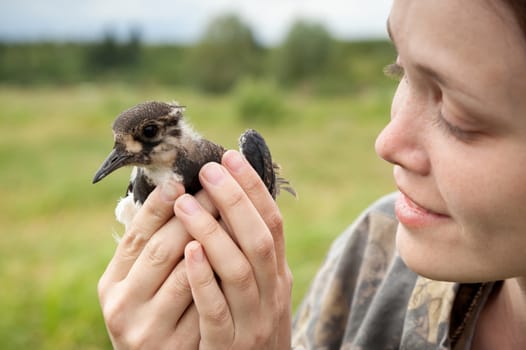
[292, 193, 496, 350]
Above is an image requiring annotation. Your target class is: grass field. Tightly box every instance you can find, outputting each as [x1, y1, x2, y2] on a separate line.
[0, 82, 396, 348]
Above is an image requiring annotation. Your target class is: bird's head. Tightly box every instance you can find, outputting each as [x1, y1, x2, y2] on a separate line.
[93, 101, 192, 184]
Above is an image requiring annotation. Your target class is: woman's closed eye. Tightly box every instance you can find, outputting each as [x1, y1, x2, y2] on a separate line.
[384, 61, 479, 142]
[433, 109, 482, 142]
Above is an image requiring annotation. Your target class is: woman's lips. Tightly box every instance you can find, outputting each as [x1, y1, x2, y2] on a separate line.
[395, 191, 450, 228]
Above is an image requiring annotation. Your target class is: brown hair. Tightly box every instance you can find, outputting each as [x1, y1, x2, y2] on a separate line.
[503, 0, 526, 38]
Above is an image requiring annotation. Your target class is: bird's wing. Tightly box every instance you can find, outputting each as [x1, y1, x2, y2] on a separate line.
[127, 167, 156, 205]
[238, 129, 296, 199]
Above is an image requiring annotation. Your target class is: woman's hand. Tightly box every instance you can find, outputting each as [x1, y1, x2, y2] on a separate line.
[98, 149, 293, 349]
[175, 150, 293, 349]
[98, 180, 205, 349]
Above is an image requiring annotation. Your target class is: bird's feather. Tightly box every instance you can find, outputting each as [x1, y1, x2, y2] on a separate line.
[93, 101, 296, 227]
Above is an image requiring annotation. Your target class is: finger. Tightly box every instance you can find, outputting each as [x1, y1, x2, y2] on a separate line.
[122, 188, 221, 300]
[123, 216, 191, 299]
[101, 179, 184, 284]
[199, 160, 279, 296]
[222, 150, 287, 275]
[174, 194, 260, 293]
[194, 189, 219, 219]
[195, 190, 231, 239]
[185, 241, 234, 348]
[174, 195, 259, 322]
[151, 259, 194, 324]
[169, 303, 200, 348]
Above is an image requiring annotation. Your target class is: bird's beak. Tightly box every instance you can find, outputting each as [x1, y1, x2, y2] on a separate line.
[92, 148, 133, 184]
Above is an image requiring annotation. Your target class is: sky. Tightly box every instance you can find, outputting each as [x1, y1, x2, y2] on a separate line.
[0, 0, 392, 45]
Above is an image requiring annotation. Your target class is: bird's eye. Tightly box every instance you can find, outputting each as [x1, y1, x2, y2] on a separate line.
[142, 124, 159, 139]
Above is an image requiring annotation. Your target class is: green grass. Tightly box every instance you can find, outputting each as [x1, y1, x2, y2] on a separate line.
[0, 83, 396, 348]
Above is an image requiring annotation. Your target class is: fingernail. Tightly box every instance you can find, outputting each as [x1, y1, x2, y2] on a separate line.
[202, 163, 225, 185]
[224, 150, 245, 173]
[177, 194, 201, 215]
[161, 180, 180, 202]
[187, 241, 205, 263]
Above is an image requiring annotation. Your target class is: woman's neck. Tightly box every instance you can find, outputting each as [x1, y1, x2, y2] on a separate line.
[471, 277, 526, 349]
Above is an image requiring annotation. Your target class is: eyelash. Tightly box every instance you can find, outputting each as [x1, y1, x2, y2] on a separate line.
[434, 110, 474, 141]
[383, 62, 405, 81]
[383, 61, 474, 141]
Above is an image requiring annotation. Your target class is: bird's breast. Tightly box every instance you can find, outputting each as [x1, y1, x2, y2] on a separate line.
[144, 166, 183, 186]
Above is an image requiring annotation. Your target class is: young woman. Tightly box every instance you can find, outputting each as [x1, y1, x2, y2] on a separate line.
[97, 0, 526, 348]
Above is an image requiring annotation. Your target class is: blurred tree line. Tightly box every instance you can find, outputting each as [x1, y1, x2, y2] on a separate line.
[0, 14, 395, 94]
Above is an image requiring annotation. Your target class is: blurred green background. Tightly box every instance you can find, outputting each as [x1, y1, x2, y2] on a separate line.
[0, 14, 397, 349]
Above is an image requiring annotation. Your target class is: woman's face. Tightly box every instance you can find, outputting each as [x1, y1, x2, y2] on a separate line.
[375, 0, 526, 282]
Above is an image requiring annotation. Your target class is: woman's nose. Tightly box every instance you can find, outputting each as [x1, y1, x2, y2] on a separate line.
[375, 88, 431, 176]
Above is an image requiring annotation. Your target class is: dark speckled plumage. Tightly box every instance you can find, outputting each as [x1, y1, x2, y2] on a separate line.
[93, 101, 295, 205]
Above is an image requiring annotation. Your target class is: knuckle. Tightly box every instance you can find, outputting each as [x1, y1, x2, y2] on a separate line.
[254, 323, 273, 346]
[118, 333, 146, 350]
[242, 172, 262, 194]
[101, 290, 155, 350]
[277, 292, 290, 317]
[199, 218, 220, 241]
[226, 262, 254, 291]
[143, 200, 169, 223]
[195, 267, 217, 290]
[102, 298, 127, 338]
[169, 265, 191, 298]
[143, 238, 171, 266]
[223, 189, 245, 209]
[204, 300, 230, 327]
[119, 229, 149, 259]
[266, 210, 283, 234]
[252, 234, 275, 262]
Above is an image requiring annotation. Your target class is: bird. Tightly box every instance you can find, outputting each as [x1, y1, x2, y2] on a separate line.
[93, 101, 295, 227]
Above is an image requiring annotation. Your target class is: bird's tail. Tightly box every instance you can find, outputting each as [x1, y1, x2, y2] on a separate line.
[238, 129, 296, 199]
[272, 163, 297, 198]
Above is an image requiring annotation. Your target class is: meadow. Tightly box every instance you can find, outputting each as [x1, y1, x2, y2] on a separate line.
[0, 81, 396, 348]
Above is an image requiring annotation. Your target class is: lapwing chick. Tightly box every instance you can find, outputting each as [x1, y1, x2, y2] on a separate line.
[93, 101, 294, 225]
